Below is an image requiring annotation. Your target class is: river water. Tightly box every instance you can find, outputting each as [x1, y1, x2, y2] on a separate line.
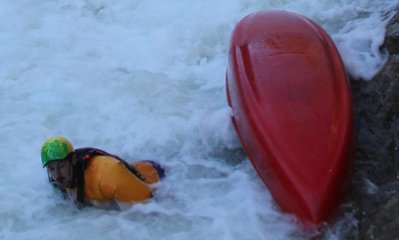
[0, 1, 397, 239]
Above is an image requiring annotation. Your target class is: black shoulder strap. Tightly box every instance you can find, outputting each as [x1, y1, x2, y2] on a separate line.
[75, 147, 146, 180]
[71, 157, 87, 206]
[72, 147, 146, 205]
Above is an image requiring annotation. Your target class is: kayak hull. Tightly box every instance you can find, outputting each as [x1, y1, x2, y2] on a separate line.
[226, 10, 354, 224]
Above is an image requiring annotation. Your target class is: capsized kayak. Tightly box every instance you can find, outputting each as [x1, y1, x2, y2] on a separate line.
[226, 10, 355, 224]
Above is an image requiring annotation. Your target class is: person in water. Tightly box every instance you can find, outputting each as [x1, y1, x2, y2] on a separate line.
[41, 136, 165, 210]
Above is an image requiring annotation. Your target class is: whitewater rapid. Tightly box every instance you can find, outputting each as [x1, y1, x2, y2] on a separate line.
[0, 1, 397, 239]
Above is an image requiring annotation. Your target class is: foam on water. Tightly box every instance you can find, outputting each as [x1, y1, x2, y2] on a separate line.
[0, 0, 397, 239]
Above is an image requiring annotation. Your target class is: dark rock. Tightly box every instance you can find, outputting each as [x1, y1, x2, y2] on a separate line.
[319, 7, 399, 240]
[340, 8, 399, 240]
[385, 10, 399, 54]
[358, 194, 399, 240]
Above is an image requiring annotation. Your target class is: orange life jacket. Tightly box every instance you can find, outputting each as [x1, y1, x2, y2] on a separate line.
[69, 148, 164, 206]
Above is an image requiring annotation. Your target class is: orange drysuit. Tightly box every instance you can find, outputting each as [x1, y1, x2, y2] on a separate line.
[65, 155, 161, 209]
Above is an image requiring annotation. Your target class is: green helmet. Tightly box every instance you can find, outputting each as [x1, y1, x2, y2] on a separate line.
[41, 137, 73, 167]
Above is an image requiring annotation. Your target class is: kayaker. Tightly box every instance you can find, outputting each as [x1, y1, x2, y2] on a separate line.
[40, 136, 165, 210]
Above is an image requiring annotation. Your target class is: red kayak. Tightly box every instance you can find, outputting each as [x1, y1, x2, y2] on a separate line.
[226, 10, 354, 224]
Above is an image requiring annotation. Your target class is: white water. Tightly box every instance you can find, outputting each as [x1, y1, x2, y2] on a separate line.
[0, 1, 397, 239]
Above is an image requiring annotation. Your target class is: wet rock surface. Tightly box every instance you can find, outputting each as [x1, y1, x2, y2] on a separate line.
[337, 9, 399, 240]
